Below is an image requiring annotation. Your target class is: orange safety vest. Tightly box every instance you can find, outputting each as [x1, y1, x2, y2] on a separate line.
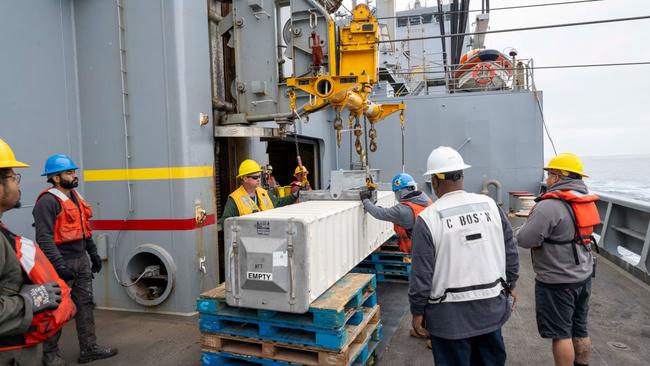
[37, 188, 93, 245]
[0, 226, 76, 350]
[394, 200, 432, 253]
[537, 190, 601, 264]
[229, 186, 274, 216]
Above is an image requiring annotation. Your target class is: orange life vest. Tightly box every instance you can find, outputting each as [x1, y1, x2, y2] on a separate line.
[37, 188, 93, 245]
[537, 190, 601, 264]
[0, 226, 76, 350]
[394, 200, 432, 253]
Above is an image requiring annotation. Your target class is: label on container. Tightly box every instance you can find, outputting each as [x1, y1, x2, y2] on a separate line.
[273, 251, 288, 267]
[256, 221, 271, 236]
[247, 271, 273, 281]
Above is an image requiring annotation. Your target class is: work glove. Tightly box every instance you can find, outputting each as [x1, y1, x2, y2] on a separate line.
[20, 282, 61, 314]
[57, 266, 75, 282]
[359, 187, 377, 204]
[90, 253, 102, 273]
[359, 190, 373, 201]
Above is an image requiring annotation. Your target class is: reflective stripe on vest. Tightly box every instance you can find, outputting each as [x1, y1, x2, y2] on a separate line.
[418, 191, 506, 304]
[393, 199, 432, 253]
[46, 188, 69, 202]
[37, 188, 94, 245]
[0, 227, 76, 350]
[229, 186, 274, 216]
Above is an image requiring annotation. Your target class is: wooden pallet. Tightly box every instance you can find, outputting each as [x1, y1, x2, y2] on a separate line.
[201, 311, 381, 366]
[355, 261, 411, 274]
[350, 268, 410, 284]
[199, 304, 380, 351]
[198, 273, 377, 330]
[367, 252, 410, 263]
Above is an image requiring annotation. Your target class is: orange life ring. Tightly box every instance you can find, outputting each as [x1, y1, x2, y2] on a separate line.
[472, 63, 496, 85]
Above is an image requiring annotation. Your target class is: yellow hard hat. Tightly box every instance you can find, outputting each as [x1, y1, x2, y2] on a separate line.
[0, 138, 29, 168]
[294, 166, 309, 176]
[237, 159, 262, 178]
[544, 152, 587, 177]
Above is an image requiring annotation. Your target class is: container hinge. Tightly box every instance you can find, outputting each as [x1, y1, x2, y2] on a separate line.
[229, 224, 241, 305]
[286, 218, 297, 306]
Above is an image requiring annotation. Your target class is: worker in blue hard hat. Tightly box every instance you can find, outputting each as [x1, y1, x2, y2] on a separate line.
[360, 172, 433, 346]
[33, 154, 117, 365]
[361, 173, 432, 254]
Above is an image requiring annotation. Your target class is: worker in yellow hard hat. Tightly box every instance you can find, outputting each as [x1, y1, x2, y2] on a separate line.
[0, 138, 76, 366]
[290, 165, 312, 194]
[218, 159, 298, 226]
[516, 152, 598, 366]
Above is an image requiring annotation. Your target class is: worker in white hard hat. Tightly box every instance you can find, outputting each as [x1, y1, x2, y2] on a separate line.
[408, 146, 520, 366]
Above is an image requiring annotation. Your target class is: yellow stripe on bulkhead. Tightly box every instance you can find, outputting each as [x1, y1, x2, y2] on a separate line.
[84, 166, 214, 181]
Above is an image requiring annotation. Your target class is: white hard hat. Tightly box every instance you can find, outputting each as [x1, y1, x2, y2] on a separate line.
[423, 146, 471, 177]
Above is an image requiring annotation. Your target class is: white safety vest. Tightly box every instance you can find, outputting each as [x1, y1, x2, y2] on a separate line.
[419, 190, 506, 303]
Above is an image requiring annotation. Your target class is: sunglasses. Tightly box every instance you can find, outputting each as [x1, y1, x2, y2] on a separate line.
[247, 175, 261, 180]
[0, 173, 21, 183]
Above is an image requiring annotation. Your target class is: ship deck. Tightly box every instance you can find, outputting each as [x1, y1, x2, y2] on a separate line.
[57, 249, 650, 365]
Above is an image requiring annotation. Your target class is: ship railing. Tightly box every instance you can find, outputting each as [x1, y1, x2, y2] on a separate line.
[383, 58, 536, 96]
[593, 191, 650, 284]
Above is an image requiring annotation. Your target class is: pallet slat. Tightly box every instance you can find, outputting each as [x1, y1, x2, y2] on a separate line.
[200, 304, 380, 350]
[198, 273, 376, 330]
[201, 321, 382, 366]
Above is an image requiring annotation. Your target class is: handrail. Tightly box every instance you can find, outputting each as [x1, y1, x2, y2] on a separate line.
[593, 190, 650, 284]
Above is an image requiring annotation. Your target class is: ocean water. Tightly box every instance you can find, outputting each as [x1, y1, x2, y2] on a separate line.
[581, 155, 650, 202]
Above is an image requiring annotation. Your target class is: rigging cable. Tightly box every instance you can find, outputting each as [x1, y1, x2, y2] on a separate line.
[378, 15, 650, 44]
[375, 0, 605, 20]
[532, 84, 558, 156]
[379, 61, 650, 75]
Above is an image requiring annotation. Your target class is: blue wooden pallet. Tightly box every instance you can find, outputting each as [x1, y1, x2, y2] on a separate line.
[374, 272, 410, 283]
[356, 261, 412, 275]
[350, 268, 410, 283]
[367, 251, 410, 263]
[201, 324, 382, 366]
[202, 351, 293, 365]
[199, 304, 380, 351]
[198, 273, 376, 330]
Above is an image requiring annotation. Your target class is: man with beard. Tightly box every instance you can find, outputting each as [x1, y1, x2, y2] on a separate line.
[33, 154, 117, 365]
[1, 139, 75, 366]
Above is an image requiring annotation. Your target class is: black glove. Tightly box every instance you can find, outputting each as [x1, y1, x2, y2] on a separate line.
[90, 253, 102, 273]
[359, 190, 373, 201]
[20, 282, 61, 314]
[57, 266, 75, 282]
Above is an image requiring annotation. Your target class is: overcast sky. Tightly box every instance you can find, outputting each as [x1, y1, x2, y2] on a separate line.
[351, 0, 650, 157]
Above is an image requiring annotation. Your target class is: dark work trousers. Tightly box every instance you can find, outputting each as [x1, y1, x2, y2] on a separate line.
[43, 255, 97, 354]
[429, 328, 506, 366]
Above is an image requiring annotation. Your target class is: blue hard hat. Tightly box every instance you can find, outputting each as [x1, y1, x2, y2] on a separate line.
[41, 154, 80, 176]
[391, 173, 417, 192]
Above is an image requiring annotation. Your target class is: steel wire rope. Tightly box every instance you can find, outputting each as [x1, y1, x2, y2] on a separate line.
[375, 0, 605, 20]
[379, 61, 650, 75]
[377, 15, 650, 44]
[533, 84, 559, 156]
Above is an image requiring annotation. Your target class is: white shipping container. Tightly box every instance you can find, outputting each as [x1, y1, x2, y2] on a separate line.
[224, 191, 396, 313]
